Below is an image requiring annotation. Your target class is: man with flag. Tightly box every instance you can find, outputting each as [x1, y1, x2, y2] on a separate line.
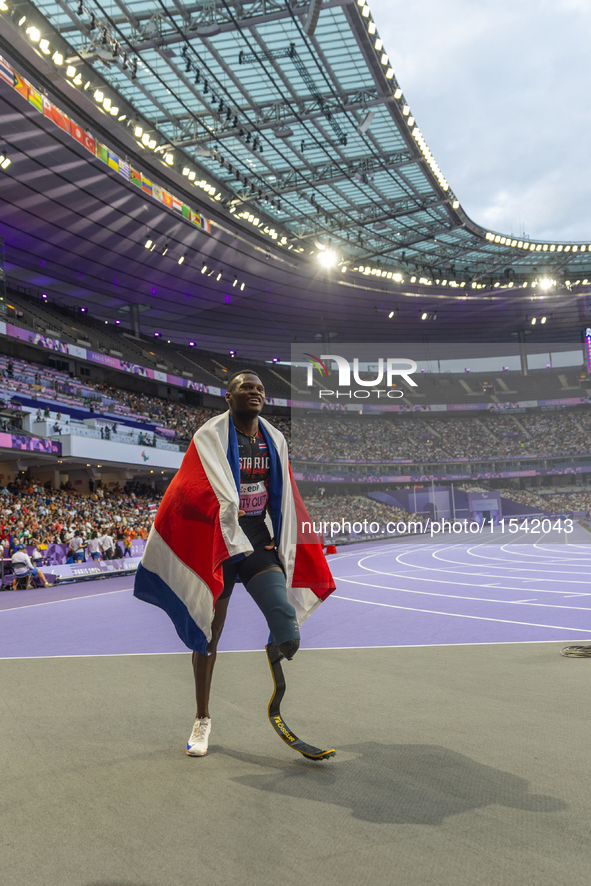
[134, 370, 335, 756]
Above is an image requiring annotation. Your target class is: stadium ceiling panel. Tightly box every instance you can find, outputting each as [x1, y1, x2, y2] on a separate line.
[2, 0, 591, 293]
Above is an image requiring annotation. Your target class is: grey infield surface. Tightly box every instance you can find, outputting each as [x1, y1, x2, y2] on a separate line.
[1, 643, 589, 886]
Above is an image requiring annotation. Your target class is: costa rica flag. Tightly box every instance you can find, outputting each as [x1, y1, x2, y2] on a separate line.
[134, 412, 335, 653]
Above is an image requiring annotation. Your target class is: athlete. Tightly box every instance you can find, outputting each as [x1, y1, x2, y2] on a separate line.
[187, 370, 302, 756]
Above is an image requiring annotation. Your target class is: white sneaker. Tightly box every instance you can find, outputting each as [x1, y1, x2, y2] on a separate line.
[186, 717, 211, 756]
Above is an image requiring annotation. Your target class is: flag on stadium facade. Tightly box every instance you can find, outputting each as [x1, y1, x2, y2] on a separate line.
[95, 142, 108, 164]
[13, 71, 28, 100]
[133, 412, 335, 653]
[42, 97, 71, 133]
[27, 85, 42, 113]
[0, 51, 212, 237]
[0, 58, 14, 88]
[107, 150, 120, 172]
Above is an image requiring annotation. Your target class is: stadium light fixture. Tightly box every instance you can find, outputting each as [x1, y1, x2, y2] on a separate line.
[189, 341, 195, 346]
[201, 264, 208, 274]
[541, 316, 547, 324]
[539, 277, 553, 290]
[135, 126, 143, 138]
[144, 239, 153, 249]
[18, 14, 25, 25]
[73, 73, 83, 85]
[375, 38, 382, 50]
[26, 26, 40, 42]
[531, 317, 536, 325]
[240, 282, 245, 291]
[368, 21, 376, 33]
[421, 312, 428, 320]
[141, 133, 150, 145]
[233, 277, 238, 287]
[0, 154, 11, 169]
[103, 97, 111, 111]
[0, 1, 9, 10]
[52, 51, 63, 65]
[94, 90, 104, 102]
[39, 39, 50, 54]
[66, 65, 76, 77]
[164, 153, 174, 165]
[362, 4, 370, 15]
[178, 255, 186, 265]
[148, 139, 157, 149]
[318, 249, 338, 269]
[388, 311, 394, 318]
[216, 271, 222, 281]
[109, 105, 118, 115]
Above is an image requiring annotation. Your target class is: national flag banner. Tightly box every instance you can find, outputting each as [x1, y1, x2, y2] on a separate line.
[118, 161, 130, 181]
[82, 131, 96, 154]
[13, 71, 29, 100]
[190, 210, 202, 227]
[141, 175, 153, 195]
[201, 215, 211, 233]
[172, 196, 183, 213]
[71, 122, 96, 155]
[0, 57, 15, 88]
[42, 97, 71, 134]
[133, 412, 335, 653]
[130, 167, 142, 188]
[95, 142, 109, 164]
[153, 184, 163, 202]
[28, 85, 43, 113]
[162, 191, 173, 209]
[107, 150, 120, 172]
[182, 203, 190, 219]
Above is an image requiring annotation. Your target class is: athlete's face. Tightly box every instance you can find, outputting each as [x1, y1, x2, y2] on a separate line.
[226, 374, 265, 417]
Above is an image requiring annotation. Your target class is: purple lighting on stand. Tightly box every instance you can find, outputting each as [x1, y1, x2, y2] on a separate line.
[189, 341, 195, 347]
[272, 358, 279, 363]
[115, 320, 121, 325]
[154, 332, 161, 337]
[41, 294, 47, 300]
[229, 350, 235, 357]
[225, 295, 230, 304]
[80, 307, 87, 313]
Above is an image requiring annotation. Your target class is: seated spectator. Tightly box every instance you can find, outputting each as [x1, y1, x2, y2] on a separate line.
[11, 544, 50, 587]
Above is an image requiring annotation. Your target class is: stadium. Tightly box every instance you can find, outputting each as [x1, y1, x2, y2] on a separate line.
[1, 2, 590, 884]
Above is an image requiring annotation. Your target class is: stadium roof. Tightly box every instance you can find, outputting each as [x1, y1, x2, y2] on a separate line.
[4, 0, 591, 289]
[1, 0, 591, 358]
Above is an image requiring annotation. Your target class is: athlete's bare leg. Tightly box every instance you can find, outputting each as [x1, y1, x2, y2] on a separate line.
[192, 595, 231, 719]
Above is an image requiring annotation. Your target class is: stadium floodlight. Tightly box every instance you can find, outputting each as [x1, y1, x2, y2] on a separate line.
[141, 133, 150, 145]
[201, 263, 208, 274]
[135, 126, 143, 138]
[388, 311, 394, 318]
[541, 316, 547, 324]
[103, 97, 111, 111]
[539, 277, 553, 290]
[189, 172, 196, 181]
[318, 249, 338, 269]
[144, 239, 153, 249]
[375, 38, 382, 50]
[26, 26, 40, 42]
[66, 65, 76, 77]
[109, 105, 118, 115]
[39, 39, 50, 54]
[178, 255, 185, 265]
[53, 51, 63, 65]
[0, 1, 9, 10]
[362, 4, 370, 15]
[94, 89, 104, 102]
[421, 312, 428, 320]
[394, 88, 403, 98]
[73, 73, 83, 85]
[148, 139, 156, 149]
[164, 153, 174, 165]
[0, 155, 11, 169]
[368, 21, 376, 33]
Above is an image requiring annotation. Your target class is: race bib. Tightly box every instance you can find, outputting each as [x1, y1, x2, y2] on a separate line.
[240, 481, 268, 516]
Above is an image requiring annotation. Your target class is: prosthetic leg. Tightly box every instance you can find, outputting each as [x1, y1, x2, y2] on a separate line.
[265, 642, 335, 761]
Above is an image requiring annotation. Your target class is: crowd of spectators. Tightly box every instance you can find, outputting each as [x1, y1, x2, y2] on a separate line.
[0, 477, 161, 557]
[302, 493, 424, 535]
[458, 482, 591, 514]
[291, 411, 591, 463]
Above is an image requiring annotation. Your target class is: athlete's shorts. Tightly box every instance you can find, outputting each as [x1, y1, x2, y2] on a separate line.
[90, 552, 100, 561]
[219, 545, 283, 599]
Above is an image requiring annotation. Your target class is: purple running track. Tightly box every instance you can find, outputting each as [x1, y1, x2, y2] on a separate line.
[1, 537, 591, 658]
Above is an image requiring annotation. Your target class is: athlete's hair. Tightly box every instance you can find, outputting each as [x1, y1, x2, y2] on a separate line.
[226, 369, 262, 392]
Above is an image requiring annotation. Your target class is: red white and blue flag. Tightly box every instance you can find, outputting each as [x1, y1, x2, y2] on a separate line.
[134, 412, 335, 653]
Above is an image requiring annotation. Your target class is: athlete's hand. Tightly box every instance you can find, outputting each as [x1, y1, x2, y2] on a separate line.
[238, 509, 245, 517]
[265, 539, 276, 550]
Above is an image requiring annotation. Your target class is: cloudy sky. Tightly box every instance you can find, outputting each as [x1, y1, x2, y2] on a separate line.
[370, 0, 591, 242]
